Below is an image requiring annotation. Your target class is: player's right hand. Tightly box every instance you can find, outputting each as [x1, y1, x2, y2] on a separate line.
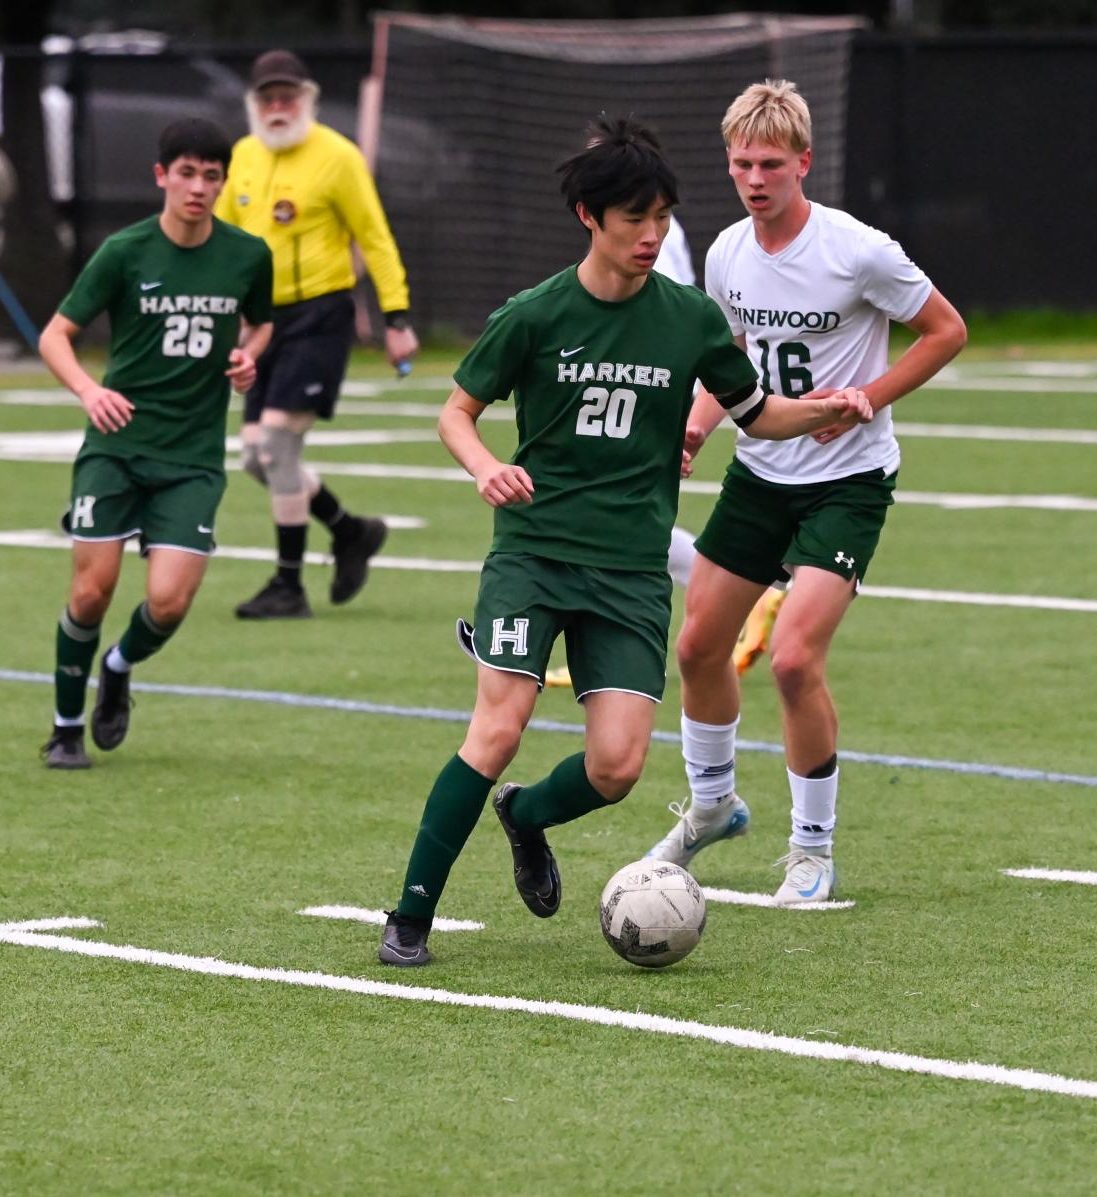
[684, 424, 707, 457]
[680, 425, 707, 478]
[79, 385, 134, 434]
[476, 462, 535, 507]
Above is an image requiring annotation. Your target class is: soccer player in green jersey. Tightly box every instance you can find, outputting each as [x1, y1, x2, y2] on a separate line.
[39, 118, 274, 769]
[378, 114, 873, 966]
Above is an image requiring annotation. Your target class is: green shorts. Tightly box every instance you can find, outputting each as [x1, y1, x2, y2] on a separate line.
[695, 457, 897, 587]
[63, 453, 227, 556]
[467, 552, 673, 701]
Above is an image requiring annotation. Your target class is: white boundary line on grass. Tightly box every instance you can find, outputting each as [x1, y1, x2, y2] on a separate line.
[702, 888, 856, 911]
[4, 530, 1097, 611]
[1001, 868, 1097, 886]
[299, 905, 484, 931]
[4, 668, 1097, 789]
[6, 431, 1097, 514]
[3, 916, 1096, 1101]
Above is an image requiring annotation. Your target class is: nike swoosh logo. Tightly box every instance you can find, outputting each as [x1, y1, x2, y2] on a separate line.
[559, 346, 585, 357]
[197, 525, 213, 534]
[140, 282, 162, 291]
[797, 872, 825, 899]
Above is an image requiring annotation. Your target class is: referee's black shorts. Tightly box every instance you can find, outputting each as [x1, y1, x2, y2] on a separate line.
[245, 289, 355, 422]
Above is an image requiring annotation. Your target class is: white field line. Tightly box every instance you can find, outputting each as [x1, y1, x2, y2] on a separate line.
[702, 888, 856, 911]
[895, 423, 1097, 445]
[9, 360, 1097, 405]
[5, 668, 1097, 790]
[859, 586, 1097, 613]
[4, 429, 1097, 513]
[270, 464, 1097, 514]
[889, 492, 1097, 512]
[311, 467, 1097, 515]
[921, 378, 1097, 394]
[0, 916, 101, 932]
[15, 441, 1096, 515]
[0, 377, 462, 406]
[1001, 869, 1097, 886]
[0, 530, 474, 572]
[4, 530, 1097, 611]
[3, 919, 1097, 1102]
[298, 905, 484, 931]
[937, 362, 1097, 378]
[0, 430, 436, 460]
[8, 419, 1097, 451]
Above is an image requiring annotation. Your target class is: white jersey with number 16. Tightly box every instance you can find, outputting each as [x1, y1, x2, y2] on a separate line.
[705, 201, 932, 485]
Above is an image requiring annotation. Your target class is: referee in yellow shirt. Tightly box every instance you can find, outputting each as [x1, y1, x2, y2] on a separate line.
[216, 49, 419, 619]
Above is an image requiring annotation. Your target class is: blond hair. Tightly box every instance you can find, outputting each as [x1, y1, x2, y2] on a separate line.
[720, 79, 812, 152]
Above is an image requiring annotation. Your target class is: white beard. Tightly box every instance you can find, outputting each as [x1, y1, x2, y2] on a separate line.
[246, 88, 318, 151]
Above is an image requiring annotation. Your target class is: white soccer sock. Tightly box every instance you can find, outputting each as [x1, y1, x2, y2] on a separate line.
[105, 644, 132, 674]
[667, 526, 697, 589]
[787, 765, 838, 851]
[681, 714, 738, 807]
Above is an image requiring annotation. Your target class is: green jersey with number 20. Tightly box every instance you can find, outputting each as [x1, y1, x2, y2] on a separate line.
[59, 215, 273, 472]
[706, 202, 932, 485]
[455, 264, 762, 571]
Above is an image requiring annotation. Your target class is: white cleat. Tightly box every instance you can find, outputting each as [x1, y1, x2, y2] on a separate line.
[773, 848, 837, 905]
[644, 792, 750, 871]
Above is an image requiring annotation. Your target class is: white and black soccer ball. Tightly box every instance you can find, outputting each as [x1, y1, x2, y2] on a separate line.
[599, 859, 706, 969]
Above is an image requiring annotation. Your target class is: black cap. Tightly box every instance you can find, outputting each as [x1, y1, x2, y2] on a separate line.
[249, 50, 310, 90]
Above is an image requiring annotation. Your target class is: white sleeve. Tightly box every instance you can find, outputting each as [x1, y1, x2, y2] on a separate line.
[653, 216, 696, 287]
[858, 230, 933, 324]
[704, 238, 744, 337]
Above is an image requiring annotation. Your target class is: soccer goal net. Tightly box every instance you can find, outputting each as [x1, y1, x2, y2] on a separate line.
[367, 12, 864, 337]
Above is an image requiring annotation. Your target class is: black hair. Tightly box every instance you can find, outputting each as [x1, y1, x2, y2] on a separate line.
[157, 118, 233, 173]
[557, 114, 679, 227]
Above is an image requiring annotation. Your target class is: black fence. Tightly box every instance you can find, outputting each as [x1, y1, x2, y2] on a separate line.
[1, 30, 1096, 347]
[846, 32, 1097, 312]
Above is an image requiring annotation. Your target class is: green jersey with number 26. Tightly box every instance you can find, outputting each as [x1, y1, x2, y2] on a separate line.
[455, 265, 762, 571]
[59, 215, 273, 472]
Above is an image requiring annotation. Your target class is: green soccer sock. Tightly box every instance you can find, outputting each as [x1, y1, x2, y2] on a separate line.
[54, 608, 101, 721]
[118, 602, 179, 666]
[507, 752, 610, 830]
[396, 754, 495, 922]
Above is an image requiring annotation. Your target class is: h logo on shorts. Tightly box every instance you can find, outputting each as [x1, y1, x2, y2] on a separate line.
[491, 617, 530, 657]
[70, 496, 96, 529]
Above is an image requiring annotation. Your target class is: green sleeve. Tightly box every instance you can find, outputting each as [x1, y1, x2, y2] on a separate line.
[58, 238, 124, 329]
[694, 296, 758, 402]
[242, 243, 274, 326]
[453, 298, 532, 403]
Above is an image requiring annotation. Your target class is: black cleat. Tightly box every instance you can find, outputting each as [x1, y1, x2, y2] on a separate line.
[331, 516, 388, 605]
[41, 725, 91, 770]
[378, 911, 433, 967]
[235, 576, 313, 620]
[91, 653, 133, 751]
[493, 782, 562, 918]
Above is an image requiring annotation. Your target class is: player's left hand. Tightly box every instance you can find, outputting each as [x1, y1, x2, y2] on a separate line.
[384, 325, 420, 370]
[225, 348, 258, 394]
[810, 387, 874, 444]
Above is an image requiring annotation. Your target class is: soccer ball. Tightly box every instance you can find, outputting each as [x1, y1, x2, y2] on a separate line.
[599, 859, 706, 968]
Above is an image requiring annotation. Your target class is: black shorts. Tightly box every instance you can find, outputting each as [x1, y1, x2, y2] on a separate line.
[244, 290, 355, 423]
